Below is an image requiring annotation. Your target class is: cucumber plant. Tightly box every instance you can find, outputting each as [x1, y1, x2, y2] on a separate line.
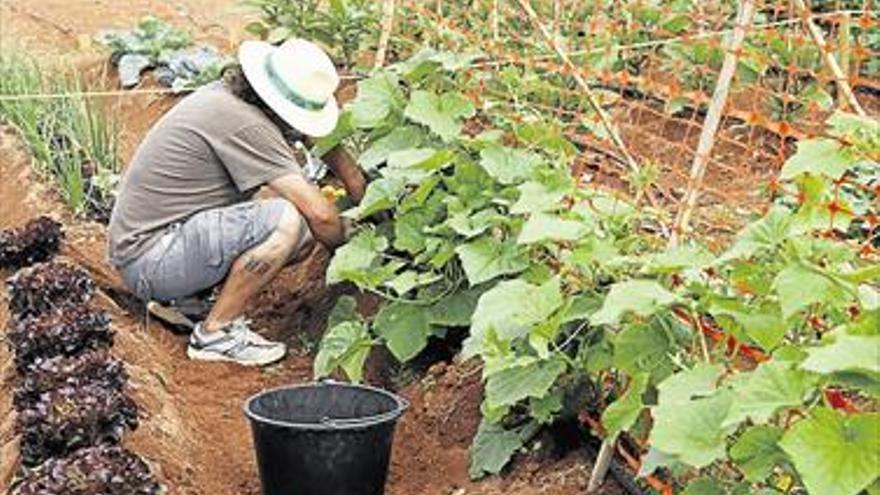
[315, 48, 879, 493]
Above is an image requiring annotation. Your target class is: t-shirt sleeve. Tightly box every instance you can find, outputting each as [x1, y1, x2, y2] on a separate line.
[213, 122, 303, 192]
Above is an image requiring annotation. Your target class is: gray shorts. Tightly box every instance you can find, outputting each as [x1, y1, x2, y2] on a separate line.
[120, 198, 307, 302]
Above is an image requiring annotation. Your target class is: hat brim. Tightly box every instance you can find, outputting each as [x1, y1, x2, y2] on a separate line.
[238, 41, 339, 138]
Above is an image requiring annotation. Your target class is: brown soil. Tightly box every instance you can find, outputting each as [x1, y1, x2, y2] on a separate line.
[0, 3, 625, 494]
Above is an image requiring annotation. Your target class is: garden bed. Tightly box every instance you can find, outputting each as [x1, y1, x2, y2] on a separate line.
[0, 134, 622, 495]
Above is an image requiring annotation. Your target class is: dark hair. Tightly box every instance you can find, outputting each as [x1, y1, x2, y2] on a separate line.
[222, 64, 304, 143]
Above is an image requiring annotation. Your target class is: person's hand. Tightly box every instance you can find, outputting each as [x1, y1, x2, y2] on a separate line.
[347, 173, 367, 203]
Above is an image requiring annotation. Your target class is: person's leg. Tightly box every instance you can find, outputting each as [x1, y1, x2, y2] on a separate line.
[201, 203, 305, 333]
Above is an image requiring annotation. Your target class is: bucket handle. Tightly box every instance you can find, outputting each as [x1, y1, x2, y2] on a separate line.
[316, 379, 410, 429]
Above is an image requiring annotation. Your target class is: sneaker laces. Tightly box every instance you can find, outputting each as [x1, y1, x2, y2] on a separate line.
[225, 318, 281, 348]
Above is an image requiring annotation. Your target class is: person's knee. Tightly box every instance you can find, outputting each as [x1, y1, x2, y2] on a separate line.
[273, 200, 305, 242]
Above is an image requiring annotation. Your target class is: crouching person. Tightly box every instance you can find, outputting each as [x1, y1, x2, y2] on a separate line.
[107, 39, 364, 366]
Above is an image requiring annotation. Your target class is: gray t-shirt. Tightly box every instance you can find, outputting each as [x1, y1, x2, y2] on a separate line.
[108, 83, 302, 267]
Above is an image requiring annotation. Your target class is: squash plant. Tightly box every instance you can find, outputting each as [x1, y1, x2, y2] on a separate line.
[316, 49, 879, 493]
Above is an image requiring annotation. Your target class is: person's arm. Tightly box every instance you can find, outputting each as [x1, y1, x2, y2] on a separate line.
[321, 145, 366, 203]
[268, 173, 346, 249]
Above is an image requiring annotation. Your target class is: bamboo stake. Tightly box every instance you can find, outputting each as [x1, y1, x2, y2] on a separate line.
[669, 0, 756, 247]
[792, 0, 866, 116]
[514, 0, 640, 177]
[586, 440, 615, 494]
[837, 11, 851, 110]
[374, 0, 396, 70]
[491, 0, 500, 41]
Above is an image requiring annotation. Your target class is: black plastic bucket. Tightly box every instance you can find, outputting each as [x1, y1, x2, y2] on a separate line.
[244, 381, 409, 495]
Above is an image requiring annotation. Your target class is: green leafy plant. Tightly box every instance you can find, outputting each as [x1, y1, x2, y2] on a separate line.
[0, 53, 119, 219]
[316, 45, 879, 492]
[243, 0, 378, 67]
[96, 16, 192, 64]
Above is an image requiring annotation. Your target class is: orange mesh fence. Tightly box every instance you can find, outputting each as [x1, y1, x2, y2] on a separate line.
[384, 0, 879, 237]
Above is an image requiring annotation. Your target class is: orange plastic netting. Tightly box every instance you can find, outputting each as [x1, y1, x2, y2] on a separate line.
[385, 0, 879, 237]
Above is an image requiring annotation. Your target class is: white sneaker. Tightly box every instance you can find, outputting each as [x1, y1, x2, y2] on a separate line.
[187, 319, 286, 366]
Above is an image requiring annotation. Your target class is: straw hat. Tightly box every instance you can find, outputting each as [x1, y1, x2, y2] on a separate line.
[239, 39, 340, 137]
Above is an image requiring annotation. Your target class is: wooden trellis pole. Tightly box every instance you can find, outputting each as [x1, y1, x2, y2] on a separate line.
[374, 0, 397, 70]
[514, 0, 641, 178]
[491, 0, 500, 41]
[792, 0, 866, 116]
[669, 0, 756, 247]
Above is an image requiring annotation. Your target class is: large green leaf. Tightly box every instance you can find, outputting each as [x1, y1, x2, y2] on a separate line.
[349, 72, 404, 128]
[327, 295, 358, 328]
[358, 126, 426, 169]
[510, 178, 570, 214]
[394, 48, 484, 77]
[326, 230, 387, 285]
[478, 144, 541, 185]
[729, 425, 787, 482]
[591, 280, 680, 326]
[382, 148, 448, 183]
[657, 363, 724, 405]
[445, 209, 504, 238]
[646, 244, 715, 273]
[801, 334, 880, 375]
[722, 207, 792, 260]
[650, 390, 734, 468]
[827, 111, 880, 137]
[612, 320, 676, 383]
[393, 195, 443, 254]
[466, 278, 563, 356]
[724, 360, 815, 427]
[779, 409, 880, 495]
[680, 478, 725, 495]
[404, 90, 474, 141]
[780, 138, 857, 180]
[343, 176, 405, 220]
[469, 420, 523, 479]
[373, 302, 432, 362]
[428, 287, 484, 327]
[568, 237, 621, 267]
[383, 270, 442, 297]
[484, 358, 567, 409]
[314, 321, 372, 382]
[517, 213, 588, 244]
[773, 264, 852, 318]
[455, 236, 529, 286]
[602, 373, 649, 439]
[444, 161, 495, 209]
[709, 297, 786, 351]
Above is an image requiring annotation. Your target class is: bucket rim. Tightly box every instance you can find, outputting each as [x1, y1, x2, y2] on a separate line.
[243, 381, 410, 431]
